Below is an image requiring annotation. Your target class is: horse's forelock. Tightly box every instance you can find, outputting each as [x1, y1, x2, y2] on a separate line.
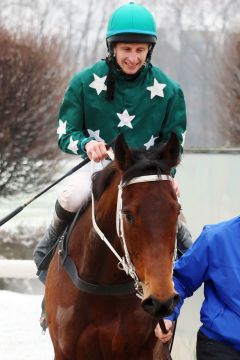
[92, 139, 179, 198]
[122, 145, 178, 183]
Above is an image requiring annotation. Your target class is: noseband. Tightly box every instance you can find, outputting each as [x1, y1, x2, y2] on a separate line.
[92, 173, 173, 298]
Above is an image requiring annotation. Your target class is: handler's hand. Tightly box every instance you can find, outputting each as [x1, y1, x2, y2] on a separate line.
[154, 320, 173, 343]
[85, 140, 107, 162]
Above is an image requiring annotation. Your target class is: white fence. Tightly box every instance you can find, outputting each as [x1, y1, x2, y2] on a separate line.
[0, 260, 36, 279]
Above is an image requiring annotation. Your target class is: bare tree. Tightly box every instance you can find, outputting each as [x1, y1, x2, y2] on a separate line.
[0, 27, 73, 196]
[217, 33, 240, 146]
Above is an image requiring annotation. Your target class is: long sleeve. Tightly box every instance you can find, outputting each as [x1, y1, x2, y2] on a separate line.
[160, 87, 187, 152]
[57, 76, 92, 157]
[159, 87, 187, 176]
[167, 227, 210, 320]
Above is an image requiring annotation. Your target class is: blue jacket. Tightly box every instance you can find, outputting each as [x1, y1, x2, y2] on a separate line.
[168, 216, 240, 352]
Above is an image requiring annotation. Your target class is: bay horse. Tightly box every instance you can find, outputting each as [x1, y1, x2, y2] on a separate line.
[45, 133, 181, 360]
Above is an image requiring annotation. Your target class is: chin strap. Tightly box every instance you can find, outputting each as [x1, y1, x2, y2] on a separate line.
[105, 54, 152, 101]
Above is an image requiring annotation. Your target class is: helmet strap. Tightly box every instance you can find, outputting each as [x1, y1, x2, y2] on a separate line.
[146, 43, 155, 63]
[105, 57, 116, 101]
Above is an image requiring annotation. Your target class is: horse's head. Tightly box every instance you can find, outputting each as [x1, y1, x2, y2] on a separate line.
[114, 133, 181, 317]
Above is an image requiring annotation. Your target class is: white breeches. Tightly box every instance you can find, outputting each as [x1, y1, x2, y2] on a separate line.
[57, 159, 110, 213]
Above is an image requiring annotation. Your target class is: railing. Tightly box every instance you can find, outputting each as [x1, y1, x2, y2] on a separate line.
[184, 147, 240, 154]
[0, 259, 37, 279]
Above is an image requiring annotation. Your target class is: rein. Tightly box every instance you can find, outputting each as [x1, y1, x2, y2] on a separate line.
[158, 318, 173, 360]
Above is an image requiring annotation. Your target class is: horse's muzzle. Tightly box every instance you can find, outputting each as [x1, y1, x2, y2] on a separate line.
[141, 294, 179, 317]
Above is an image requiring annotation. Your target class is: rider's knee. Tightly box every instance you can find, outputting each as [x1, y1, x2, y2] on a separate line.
[57, 175, 91, 213]
[57, 188, 90, 213]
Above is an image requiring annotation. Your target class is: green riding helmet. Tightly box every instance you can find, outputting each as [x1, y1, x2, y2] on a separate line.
[106, 2, 157, 46]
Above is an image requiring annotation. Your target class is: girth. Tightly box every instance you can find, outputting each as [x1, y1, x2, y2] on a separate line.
[59, 206, 136, 296]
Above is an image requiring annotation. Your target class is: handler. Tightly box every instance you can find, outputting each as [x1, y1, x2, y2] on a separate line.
[155, 215, 240, 359]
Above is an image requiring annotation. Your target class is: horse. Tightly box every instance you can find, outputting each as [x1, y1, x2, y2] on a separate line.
[45, 133, 181, 360]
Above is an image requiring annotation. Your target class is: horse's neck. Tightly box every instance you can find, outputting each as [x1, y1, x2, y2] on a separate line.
[72, 176, 128, 285]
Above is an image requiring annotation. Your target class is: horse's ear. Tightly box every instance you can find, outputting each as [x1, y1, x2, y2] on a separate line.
[114, 134, 134, 171]
[159, 133, 181, 167]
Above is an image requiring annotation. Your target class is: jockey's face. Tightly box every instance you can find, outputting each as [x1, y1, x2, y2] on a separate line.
[114, 43, 149, 75]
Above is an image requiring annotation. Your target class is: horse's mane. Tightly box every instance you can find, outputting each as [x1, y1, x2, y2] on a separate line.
[92, 163, 117, 200]
[92, 142, 179, 200]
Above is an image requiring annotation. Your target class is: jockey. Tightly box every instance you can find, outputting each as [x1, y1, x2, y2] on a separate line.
[33, 2, 192, 329]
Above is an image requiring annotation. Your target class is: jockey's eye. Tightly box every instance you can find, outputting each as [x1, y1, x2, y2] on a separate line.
[122, 210, 134, 224]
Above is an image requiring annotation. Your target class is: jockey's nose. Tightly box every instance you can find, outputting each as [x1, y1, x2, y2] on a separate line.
[141, 294, 179, 317]
[128, 51, 138, 63]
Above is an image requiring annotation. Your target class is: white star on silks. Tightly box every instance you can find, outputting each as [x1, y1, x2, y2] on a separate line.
[67, 136, 79, 154]
[57, 119, 67, 139]
[89, 74, 107, 95]
[147, 79, 167, 99]
[87, 129, 105, 142]
[182, 131, 186, 146]
[144, 135, 158, 150]
[117, 109, 135, 129]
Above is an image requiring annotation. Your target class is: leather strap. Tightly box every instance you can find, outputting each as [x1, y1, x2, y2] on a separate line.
[158, 318, 173, 360]
[61, 253, 136, 296]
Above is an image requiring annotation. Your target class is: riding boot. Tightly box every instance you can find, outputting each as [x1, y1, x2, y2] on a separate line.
[33, 201, 76, 332]
[176, 220, 193, 258]
[33, 212, 67, 273]
[33, 200, 76, 274]
[35, 210, 65, 333]
[40, 296, 48, 334]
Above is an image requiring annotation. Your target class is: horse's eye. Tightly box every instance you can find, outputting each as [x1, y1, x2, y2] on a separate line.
[122, 210, 134, 224]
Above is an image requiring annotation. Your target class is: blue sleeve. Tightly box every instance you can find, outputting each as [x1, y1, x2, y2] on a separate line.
[167, 226, 210, 320]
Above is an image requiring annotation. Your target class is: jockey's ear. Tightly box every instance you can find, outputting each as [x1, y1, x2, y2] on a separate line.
[114, 134, 134, 171]
[158, 133, 180, 169]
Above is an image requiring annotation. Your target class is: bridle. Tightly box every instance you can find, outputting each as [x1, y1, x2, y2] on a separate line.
[91, 173, 174, 299]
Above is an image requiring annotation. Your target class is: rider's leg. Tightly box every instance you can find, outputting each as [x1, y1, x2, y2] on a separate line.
[33, 162, 95, 274]
[33, 160, 110, 331]
[176, 211, 192, 257]
[34, 160, 111, 274]
[33, 201, 75, 273]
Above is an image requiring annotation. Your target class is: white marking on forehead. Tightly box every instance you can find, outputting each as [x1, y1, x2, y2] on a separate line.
[56, 304, 74, 353]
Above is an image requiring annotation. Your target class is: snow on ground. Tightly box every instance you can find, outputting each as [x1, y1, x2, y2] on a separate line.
[0, 291, 53, 360]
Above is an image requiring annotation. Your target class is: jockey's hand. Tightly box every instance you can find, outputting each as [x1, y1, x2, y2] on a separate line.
[172, 179, 180, 198]
[85, 140, 107, 162]
[154, 320, 173, 343]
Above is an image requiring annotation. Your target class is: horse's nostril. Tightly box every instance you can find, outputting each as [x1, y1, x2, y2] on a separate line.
[142, 297, 156, 314]
[142, 295, 178, 317]
[173, 293, 180, 307]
